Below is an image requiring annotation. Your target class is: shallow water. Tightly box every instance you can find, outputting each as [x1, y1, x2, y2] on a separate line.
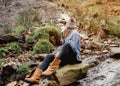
[79, 58, 120, 86]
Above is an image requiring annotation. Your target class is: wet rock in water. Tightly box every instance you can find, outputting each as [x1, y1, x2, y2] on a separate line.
[110, 47, 120, 58]
[79, 58, 120, 86]
[55, 63, 89, 86]
[83, 55, 103, 68]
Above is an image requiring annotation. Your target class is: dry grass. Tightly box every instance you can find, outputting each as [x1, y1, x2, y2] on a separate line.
[58, 0, 120, 38]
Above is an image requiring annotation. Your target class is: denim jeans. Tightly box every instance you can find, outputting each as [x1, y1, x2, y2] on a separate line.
[39, 43, 80, 71]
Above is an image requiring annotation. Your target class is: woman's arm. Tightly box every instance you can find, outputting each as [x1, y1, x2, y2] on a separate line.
[65, 31, 81, 61]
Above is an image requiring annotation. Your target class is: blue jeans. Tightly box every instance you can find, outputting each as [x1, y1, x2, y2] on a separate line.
[39, 43, 80, 71]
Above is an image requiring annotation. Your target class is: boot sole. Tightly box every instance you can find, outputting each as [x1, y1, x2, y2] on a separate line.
[24, 79, 39, 84]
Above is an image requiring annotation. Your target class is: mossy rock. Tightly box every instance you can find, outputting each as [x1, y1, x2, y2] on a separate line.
[32, 39, 53, 54]
[33, 28, 49, 41]
[28, 25, 61, 45]
[55, 63, 89, 86]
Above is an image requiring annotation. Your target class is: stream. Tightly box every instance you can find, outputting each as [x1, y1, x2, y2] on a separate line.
[79, 57, 120, 86]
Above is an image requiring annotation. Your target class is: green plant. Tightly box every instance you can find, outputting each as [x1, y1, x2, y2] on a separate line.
[106, 24, 120, 38]
[17, 64, 29, 73]
[10, 64, 29, 80]
[25, 36, 35, 43]
[32, 39, 53, 54]
[0, 59, 3, 64]
[33, 28, 49, 41]
[32, 25, 61, 45]
[8, 42, 22, 54]
[14, 64, 30, 80]
[17, 9, 41, 28]
[59, 0, 120, 38]
[12, 25, 26, 35]
[0, 59, 3, 69]
[0, 48, 9, 58]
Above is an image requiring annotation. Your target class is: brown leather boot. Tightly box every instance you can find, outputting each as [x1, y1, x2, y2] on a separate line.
[42, 58, 61, 76]
[25, 67, 43, 83]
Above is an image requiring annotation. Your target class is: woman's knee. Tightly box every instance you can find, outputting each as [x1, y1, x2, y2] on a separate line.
[62, 43, 70, 49]
[45, 54, 55, 61]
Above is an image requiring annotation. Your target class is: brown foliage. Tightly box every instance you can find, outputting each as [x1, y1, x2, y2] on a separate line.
[58, 0, 120, 38]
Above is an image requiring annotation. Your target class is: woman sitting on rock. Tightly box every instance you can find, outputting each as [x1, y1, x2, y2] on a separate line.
[25, 17, 82, 83]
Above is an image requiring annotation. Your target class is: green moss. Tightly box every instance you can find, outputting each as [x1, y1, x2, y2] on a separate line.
[9, 64, 29, 80]
[33, 28, 49, 40]
[32, 39, 53, 54]
[25, 36, 35, 43]
[17, 64, 29, 73]
[0, 59, 3, 69]
[0, 48, 9, 58]
[32, 25, 61, 45]
[7, 42, 22, 54]
[0, 59, 3, 64]
[12, 25, 26, 35]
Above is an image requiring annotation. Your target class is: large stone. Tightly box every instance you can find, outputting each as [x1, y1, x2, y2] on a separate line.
[110, 47, 120, 58]
[0, 0, 59, 35]
[55, 63, 89, 86]
[110, 47, 120, 54]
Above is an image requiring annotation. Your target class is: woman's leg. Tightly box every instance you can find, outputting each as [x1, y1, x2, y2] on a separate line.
[39, 54, 55, 71]
[42, 43, 80, 76]
[41, 57, 61, 76]
[57, 43, 80, 66]
[25, 54, 55, 83]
